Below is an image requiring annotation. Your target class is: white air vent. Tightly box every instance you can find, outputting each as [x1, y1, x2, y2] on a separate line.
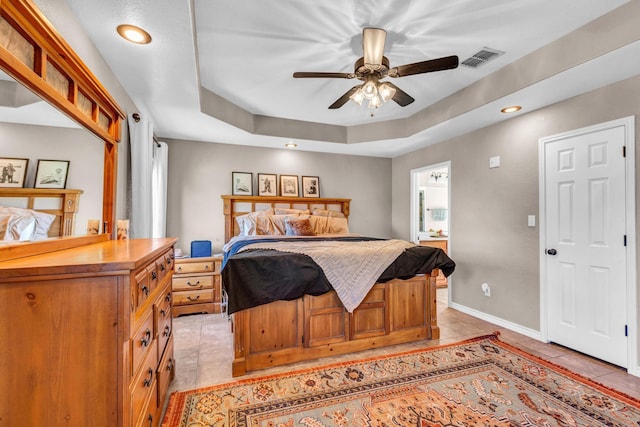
[461, 47, 505, 68]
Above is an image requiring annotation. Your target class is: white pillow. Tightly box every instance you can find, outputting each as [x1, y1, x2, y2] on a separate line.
[0, 212, 36, 241]
[235, 209, 274, 235]
[0, 207, 55, 239]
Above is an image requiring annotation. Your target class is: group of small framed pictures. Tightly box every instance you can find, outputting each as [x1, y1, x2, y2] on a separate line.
[0, 157, 70, 189]
[233, 172, 320, 198]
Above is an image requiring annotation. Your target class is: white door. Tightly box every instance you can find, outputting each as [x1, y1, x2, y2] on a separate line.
[543, 124, 627, 367]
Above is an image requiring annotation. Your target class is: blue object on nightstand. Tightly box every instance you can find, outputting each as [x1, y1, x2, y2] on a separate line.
[190, 240, 212, 257]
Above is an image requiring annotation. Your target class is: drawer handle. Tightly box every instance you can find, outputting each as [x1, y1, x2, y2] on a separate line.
[160, 264, 166, 271]
[143, 368, 154, 387]
[176, 266, 182, 272]
[163, 325, 171, 337]
[187, 295, 200, 301]
[204, 265, 210, 270]
[151, 271, 157, 280]
[147, 414, 153, 427]
[186, 280, 200, 287]
[167, 358, 174, 372]
[141, 285, 149, 296]
[160, 308, 167, 318]
[165, 293, 172, 303]
[140, 328, 151, 347]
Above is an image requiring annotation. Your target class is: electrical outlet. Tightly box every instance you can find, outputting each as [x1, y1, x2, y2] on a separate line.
[481, 282, 491, 297]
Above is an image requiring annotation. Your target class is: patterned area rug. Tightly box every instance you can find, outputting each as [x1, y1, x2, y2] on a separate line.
[162, 334, 640, 426]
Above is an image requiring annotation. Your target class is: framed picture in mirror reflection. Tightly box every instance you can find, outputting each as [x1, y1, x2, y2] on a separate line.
[35, 159, 69, 189]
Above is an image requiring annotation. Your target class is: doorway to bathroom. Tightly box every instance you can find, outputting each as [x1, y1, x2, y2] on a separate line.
[410, 161, 451, 294]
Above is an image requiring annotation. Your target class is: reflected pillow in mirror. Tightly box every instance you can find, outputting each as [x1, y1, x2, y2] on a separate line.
[0, 213, 36, 241]
[0, 207, 54, 239]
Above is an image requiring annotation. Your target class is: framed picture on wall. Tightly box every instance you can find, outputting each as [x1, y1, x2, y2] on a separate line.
[232, 171, 253, 195]
[0, 157, 29, 188]
[34, 159, 69, 189]
[258, 173, 277, 196]
[302, 176, 320, 198]
[280, 175, 298, 197]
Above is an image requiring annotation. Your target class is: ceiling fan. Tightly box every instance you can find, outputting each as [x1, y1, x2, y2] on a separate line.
[293, 28, 459, 110]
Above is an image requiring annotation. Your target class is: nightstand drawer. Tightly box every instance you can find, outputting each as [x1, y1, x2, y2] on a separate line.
[175, 261, 214, 274]
[173, 289, 213, 306]
[172, 275, 213, 291]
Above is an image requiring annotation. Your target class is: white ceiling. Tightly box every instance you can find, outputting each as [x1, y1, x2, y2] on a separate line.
[47, 1, 640, 156]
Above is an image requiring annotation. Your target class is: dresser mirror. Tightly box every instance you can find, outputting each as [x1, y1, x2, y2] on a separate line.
[0, 0, 125, 257]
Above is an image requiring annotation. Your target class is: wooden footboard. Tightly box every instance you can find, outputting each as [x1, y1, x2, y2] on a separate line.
[230, 271, 439, 376]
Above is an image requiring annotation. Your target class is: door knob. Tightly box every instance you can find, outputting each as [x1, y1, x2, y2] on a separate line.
[546, 248, 557, 255]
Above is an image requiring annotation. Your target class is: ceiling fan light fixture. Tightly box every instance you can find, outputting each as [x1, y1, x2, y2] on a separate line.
[117, 24, 152, 44]
[378, 82, 396, 102]
[368, 95, 382, 109]
[362, 79, 378, 99]
[349, 87, 365, 105]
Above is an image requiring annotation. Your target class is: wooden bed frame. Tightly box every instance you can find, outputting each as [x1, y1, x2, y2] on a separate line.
[221, 195, 439, 376]
[0, 188, 82, 237]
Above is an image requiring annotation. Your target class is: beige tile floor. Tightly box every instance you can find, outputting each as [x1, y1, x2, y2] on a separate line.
[168, 288, 640, 400]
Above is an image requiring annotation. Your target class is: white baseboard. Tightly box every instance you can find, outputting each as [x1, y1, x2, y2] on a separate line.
[448, 301, 640, 378]
[448, 301, 544, 342]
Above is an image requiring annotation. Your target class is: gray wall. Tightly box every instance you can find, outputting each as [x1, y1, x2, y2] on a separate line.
[165, 138, 392, 254]
[392, 74, 640, 331]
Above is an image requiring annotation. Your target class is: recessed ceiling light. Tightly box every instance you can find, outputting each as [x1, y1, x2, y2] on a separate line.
[285, 142, 297, 148]
[117, 24, 152, 44]
[500, 105, 522, 113]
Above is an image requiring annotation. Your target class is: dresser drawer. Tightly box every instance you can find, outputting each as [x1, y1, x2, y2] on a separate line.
[164, 250, 175, 272]
[155, 256, 169, 282]
[131, 310, 155, 376]
[175, 261, 214, 274]
[172, 275, 213, 291]
[134, 269, 151, 309]
[132, 348, 158, 427]
[147, 263, 159, 294]
[156, 336, 175, 414]
[131, 339, 158, 426]
[155, 291, 172, 358]
[173, 289, 213, 306]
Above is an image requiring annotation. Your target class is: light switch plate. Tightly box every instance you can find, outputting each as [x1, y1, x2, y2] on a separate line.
[528, 215, 536, 227]
[489, 156, 500, 168]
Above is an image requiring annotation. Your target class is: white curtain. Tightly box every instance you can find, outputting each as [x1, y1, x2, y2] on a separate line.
[152, 141, 168, 238]
[129, 113, 168, 239]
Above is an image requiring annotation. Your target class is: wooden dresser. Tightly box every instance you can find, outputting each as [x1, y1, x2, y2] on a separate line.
[173, 256, 223, 316]
[419, 238, 449, 287]
[0, 237, 176, 427]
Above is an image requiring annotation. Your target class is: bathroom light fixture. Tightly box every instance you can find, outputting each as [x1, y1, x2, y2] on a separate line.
[285, 142, 298, 148]
[117, 24, 152, 44]
[500, 105, 521, 113]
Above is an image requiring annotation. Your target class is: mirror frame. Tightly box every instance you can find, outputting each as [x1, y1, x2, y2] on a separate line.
[0, 0, 125, 236]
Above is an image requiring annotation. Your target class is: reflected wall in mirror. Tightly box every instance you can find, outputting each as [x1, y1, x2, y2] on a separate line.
[0, 70, 103, 236]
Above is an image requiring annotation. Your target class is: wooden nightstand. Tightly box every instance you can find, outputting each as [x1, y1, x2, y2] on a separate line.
[419, 239, 449, 288]
[172, 256, 222, 316]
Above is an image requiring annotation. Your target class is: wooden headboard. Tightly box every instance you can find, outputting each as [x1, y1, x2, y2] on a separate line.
[221, 195, 351, 243]
[0, 188, 82, 237]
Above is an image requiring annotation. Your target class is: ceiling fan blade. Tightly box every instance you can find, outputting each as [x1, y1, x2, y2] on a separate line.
[293, 72, 354, 79]
[384, 82, 414, 106]
[328, 86, 360, 109]
[390, 55, 459, 78]
[363, 28, 386, 68]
